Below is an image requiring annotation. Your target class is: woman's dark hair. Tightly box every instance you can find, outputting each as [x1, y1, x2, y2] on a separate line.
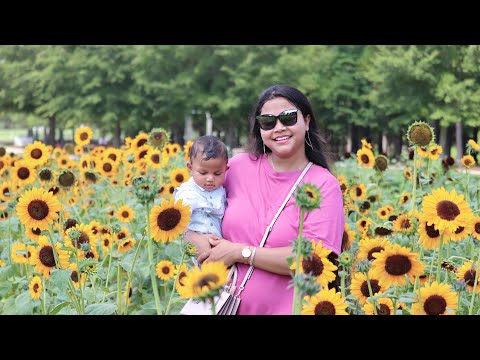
[245, 84, 332, 172]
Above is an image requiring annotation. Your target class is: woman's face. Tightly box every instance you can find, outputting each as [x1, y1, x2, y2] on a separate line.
[259, 97, 310, 159]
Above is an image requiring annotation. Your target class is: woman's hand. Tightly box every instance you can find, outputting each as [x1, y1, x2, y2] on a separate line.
[197, 237, 243, 267]
[184, 231, 213, 259]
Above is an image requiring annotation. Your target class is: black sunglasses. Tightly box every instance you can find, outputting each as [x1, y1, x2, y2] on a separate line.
[255, 109, 298, 131]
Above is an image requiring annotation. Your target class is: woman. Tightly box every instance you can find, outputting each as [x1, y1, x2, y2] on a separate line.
[186, 84, 345, 315]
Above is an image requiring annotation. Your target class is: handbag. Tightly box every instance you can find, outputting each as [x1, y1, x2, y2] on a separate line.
[180, 162, 313, 315]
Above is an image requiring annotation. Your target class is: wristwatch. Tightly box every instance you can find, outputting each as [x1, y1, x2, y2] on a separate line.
[241, 246, 252, 264]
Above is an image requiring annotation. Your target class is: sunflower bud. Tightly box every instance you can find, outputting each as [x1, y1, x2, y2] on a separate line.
[68, 229, 81, 242]
[110, 221, 122, 234]
[291, 237, 314, 258]
[338, 250, 354, 267]
[407, 121, 434, 147]
[356, 259, 372, 273]
[131, 175, 159, 205]
[294, 183, 321, 211]
[183, 242, 198, 257]
[148, 128, 170, 149]
[289, 272, 321, 297]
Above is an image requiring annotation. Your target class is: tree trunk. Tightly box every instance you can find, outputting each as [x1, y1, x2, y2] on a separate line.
[114, 119, 121, 148]
[393, 131, 403, 160]
[439, 124, 448, 155]
[225, 126, 234, 152]
[382, 132, 389, 157]
[346, 124, 352, 153]
[377, 131, 383, 154]
[446, 124, 454, 157]
[455, 120, 463, 160]
[474, 127, 479, 163]
[350, 124, 360, 154]
[184, 115, 194, 143]
[58, 128, 64, 146]
[46, 115, 56, 146]
[206, 111, 213, 136]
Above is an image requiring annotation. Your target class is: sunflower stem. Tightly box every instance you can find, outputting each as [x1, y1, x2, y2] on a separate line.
[210, 296, 216, 315]
[340, 266, 346, 299]
[146, 202, 162, 315]
[292, 208, 305, 315]
[165, 248, 186, 315]
[102, 253, 113, 302]
[75, 251, 85, 314]
[365, 272, 378, 315]
[42, 277, 47, 315]
[411, 146, 418, 213]
[117, 263, 123, 315]
[436, 235, 444, 283]
[465, 168, 470, 203]
[468, 248, 480, 315]
[123, 231, 146, 315]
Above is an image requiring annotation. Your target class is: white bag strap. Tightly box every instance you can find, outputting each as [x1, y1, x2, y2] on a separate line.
[235, 161, 313, 296]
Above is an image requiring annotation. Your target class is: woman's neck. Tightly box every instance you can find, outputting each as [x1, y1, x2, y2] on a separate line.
[268, 152, 309, 172]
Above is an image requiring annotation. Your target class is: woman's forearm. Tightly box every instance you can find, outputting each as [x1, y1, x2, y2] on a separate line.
[243, 246, 294, 276]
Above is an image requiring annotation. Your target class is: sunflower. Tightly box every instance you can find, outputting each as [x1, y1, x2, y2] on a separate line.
[290, 240, 338, 288]
[103, 148, 121, 164]
[417, 146, 429, 158]
[428, 144, 443, 160]
[349, 184, 367, 201]
[377, 206, 392, 220]
[175, 263, 190, 298]
[74, 145, 84, 156]
[24, 141, 51, 167]
[374, 155, 388, 172]
[149, 198, 191, 243]
[38, 167, 54, 183]
[404, 167, 412, 180]
[134, 144, 151, 163]
[57, 155, 69, 168]
[356, 200, 372, 216]
[342, 223, 356, 250]
[0, 155, 10, 175]
[0, 181, 12, 200]
[301, 288, 348, 315]
[472, 216, 480, 240]
[410, 281, 457, 315]
[420, 187, 474, 235]
[28, 275, 43, 300]
[350, 270, 387, 305]
[118, 238, 136, 253]
[183, 140, 194, 162]
[456, 261, 480, 293]
[79, 155, 95, 170]
[11, 242, 29, 264]
[392, 214, 415, 234]
[356, 147, 375, 168]
[25, 227, 43, 242]
[11, 160, 36, 188]
[57, 170, 76, 188]
[449, 219, 472, 242]
[65, 223, 95, 251]
[417, 214, 442, 250]
[145, 148, 162, 169]
[361, 138, 372, 150]
[468, 139, 480, 152]
[356, 217, 372, 234]
[155, 260, 175, 281]
[115, 227, 131, 243]
[371, 244, 425, 288]
[79, 244, 99, 261]
[148, 127, 170, 149]
[407, 121, 434, 147]
[399, 192, 410, 205]
[338, 177, 348, 197]
[117, 205, 134, 223]
[96, 158, 116, 178]
[69, 262, 86, 288]
[99, 233, 113, 253]
[362, 297, 394, 315]
[33, 235, 70, 279]
[180, 261, 229, 299]
[131, 133, 149, 150]
[16, 187, 62, 230]
[74, 126, 93, 146]
[356, 237, 392, 262]
[169, 168, 190, 188]
[461, 155, 475, 168]
[295, 183, 321, 211]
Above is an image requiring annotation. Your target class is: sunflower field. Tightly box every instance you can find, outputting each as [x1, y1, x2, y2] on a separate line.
[0, 122, 480, 315]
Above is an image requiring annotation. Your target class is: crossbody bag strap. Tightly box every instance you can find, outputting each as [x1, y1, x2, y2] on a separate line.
[234, 161, 313, 296]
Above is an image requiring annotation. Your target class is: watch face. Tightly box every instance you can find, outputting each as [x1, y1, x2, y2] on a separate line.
[242, 248, 252, 258]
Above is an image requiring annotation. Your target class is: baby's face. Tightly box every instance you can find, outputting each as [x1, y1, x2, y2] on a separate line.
[187, 155, 228, 192]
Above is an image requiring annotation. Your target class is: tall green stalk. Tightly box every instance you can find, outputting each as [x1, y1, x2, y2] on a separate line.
[436, 235, 444, 282]
[292, 208, 305, 315]
[468, 248, 480, 315]
[146, 202, 162, 315]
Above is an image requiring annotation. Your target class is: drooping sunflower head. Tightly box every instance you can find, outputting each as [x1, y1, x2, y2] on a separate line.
[148, 127, 170, 149]
[74, 126, 93, 146]
[181, 261, 229, 300]
[407, 121, 434, 147]
[294, 183, 321, 211]
[57, 169, 76, 189]
[374, 155, 389, 172]
[16, 187, 62, 230]
[411, 281, 457, 315]
[302, 288, 348, 315]
[371, 244, 425, 288]
[118, 238, 136, 253]
[149, 198, 191, 243]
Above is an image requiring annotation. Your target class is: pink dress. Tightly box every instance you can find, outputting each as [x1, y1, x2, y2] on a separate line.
[222, 153, 345, 315]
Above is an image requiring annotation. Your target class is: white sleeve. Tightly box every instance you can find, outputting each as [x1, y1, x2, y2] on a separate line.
[174, 186, 199, 211]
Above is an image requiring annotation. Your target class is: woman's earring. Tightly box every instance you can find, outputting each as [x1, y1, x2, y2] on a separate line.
[305, 130, 314, 149]
[263, 144, 266, 154]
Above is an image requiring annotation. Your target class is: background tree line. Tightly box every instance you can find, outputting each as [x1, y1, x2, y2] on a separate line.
[1, 45, 479, 160]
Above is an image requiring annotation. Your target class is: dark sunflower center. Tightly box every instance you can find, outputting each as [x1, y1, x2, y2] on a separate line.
[85, 172, 97, 183]
[368, 195, 377, 203]
[2, 187, 9, 196]
[314, 301, 336, 315]
[175, 174, 184, 183]
[367, 246, 384, 261]
[340, 183, 347, 193]
[80, 132, 89, 141]
[342, 231, 349, 245]
[401, 219, 411, 229]
[356, 187, 363, 197]
[139, 150, 148, 159]
[361, 154, 370, 164]
[108, 153, 117, 162]
[151, 154, 160, 164]
[27, 200, 49, 220]
[32, 227, 42, 235]
[410, 125, 433, 146]
[475, 222, 480, 234]
[39, 169, 52, 181]
[425, 222, 440, 238]
[178, 272, 187, 286]
[169, 186, 175, 194]
[361, 279, 380, 297]
[18, 167, 30, 180]
[375, 158, 388, 171]
[306, 190, 314, 199]
[302, 254, 324, 277]
[122, 211, 129, 218]
[195, 274, 219, 289]
[103, 239, 110, 246]
[33, 283, 39, 292]
[137, 138, 147, 147]
[64, 218, 77, 231]
[374, 227, 393, 236]
[0, 147, 5, 156]
[455, 226, 464, 234]
[117, 232, 126, 240]
[436, 200, 460, 221]
[157, 208, 181, 231]
[85, 251, 95, 259]
[385, 254, 412, 276]
[39, 246, 56, 267]
[423, 295, 447, 315]
[49, 186, 60, 195]
[31, 148, 43, 159]
[376, 303, 391, 315]
[381, 211, 386, 216]
[71, 270, 79, 282]
[465, 159, 472, 166]
[360, 201, 370, 211]
[162, 266, 170, 275]
[464, 269, 477, 287]
[103, 163, 112, 172]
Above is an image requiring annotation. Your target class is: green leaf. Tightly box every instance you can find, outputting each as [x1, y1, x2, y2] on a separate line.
[50, 269, 72, 292]
[49, 301, 72, 315]
[85, 303, 118, 315]
[0, 265, 15, 281]
[118, 252, 135, 272]
[15, 290, 34, 315]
